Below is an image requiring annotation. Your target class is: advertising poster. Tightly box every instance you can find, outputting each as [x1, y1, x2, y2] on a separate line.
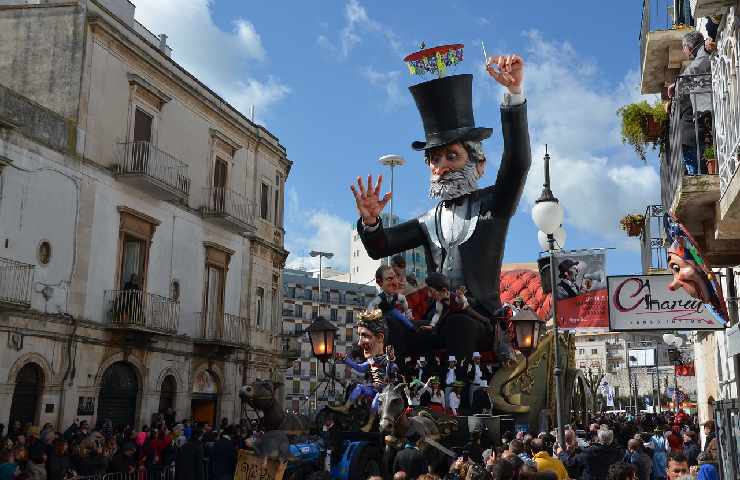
[554, 250, 609, 329]
[608, 274, 726, 331]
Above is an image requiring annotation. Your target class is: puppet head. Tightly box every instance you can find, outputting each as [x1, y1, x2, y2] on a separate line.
[356, 309, 386, 358]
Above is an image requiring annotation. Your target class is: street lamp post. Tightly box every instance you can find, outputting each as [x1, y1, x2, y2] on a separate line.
[531, 146, 566, 450]
[379, 154, 405, 226]
[310, 250, 334, 302]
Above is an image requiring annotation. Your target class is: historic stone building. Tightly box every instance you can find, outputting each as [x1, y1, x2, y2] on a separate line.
[0, 0, 290, 430]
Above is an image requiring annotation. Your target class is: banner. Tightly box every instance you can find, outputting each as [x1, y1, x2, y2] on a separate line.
[606, 386, 615, 407]
[235, 450, 286, 480]
[608, 274, 726, 331]
[554, 250, 608, 329]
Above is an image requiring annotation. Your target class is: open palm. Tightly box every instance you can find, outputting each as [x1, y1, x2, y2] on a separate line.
[350, 174, 391, 226]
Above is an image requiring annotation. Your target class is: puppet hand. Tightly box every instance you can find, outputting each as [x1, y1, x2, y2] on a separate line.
[486, 54, 524, 94]
[350, 174, 391, 227]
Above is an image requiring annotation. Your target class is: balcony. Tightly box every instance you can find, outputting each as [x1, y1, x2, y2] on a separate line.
[640, 0, 694, 94]
[200, 187, 256, 234]
[279, 334, 301, 360]
[0, 257, 34, 308]
[104, 289, 179, 334]
[113, 141, 190, 202]
[640, 205, 669, 274]
[194, 311, 248, 348]
[694, 0, 734, 17]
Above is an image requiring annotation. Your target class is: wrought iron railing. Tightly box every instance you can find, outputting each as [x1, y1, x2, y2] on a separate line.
[195, 310, 247, 345]
[0, 257, 34, 307]
[104, 289, 179, 333]
[712, 13, 740, 197]
[640, 205, 668, 274]
[661, 73, 714, 210]
[114, 141, 190, 197]
[201, 187, 256, 227]
[640, 0, 692, 74]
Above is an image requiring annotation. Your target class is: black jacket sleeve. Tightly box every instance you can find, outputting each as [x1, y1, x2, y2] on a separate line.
[357, 217, 426, 261]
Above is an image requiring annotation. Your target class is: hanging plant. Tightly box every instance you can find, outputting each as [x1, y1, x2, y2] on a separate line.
[617, 100, 668, 162]
[619, 214, 646, 237]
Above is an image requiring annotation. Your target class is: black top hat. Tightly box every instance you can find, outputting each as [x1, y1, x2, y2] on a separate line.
[410, 74, 492, 151]
[558, 259, 578, 275]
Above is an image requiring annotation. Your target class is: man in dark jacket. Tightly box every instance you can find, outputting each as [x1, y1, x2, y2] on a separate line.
[625, 438, 652, 480]
[108, 443, 137, 475]
[175, 433, 204, 480]
[682, 431, 700, 466]
[558, 430, 582, 480]
[209, 428, 236, 480]
[392, 432, 428, 480]
[578, 429, 625, 480]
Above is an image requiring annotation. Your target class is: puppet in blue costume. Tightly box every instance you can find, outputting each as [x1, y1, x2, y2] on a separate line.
[664, 213, 729, 324]
[329, 309, 398, 432]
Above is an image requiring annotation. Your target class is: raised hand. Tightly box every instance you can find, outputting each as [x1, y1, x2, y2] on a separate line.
[486, 54, 524, 94]
[350, 174, 391, 227]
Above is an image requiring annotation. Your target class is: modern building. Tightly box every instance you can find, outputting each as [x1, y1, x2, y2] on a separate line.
[349, 213, 427, 287]
[0, 0, 290, 430]
[638, 1, 740, 476]
[280, 268, 376, 413]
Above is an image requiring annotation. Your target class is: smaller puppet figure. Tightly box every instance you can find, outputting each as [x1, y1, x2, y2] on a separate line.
[426, 377, 446, 414]
[465, 351, 493, 406]
[329, 309, 398, 431]
[664, 214, 729, 324]
[368, 264, 416, 331]
[418, 272, 480, 333]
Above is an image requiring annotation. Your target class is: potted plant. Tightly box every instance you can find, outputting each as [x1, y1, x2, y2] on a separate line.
[617, 100, 668, 162]
[704, 145, 718, 175]
[619, 213, 646, 237]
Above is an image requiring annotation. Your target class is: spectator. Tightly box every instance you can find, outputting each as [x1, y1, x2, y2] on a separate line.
[557, 429, 582, 479]
[209, 427, 236, 480]
[508, 439, 535, 469]
[175, 431, 204, 480]
[108, 443, 136, 475]
[649, 427, 668, 480]
[702, 420, 716, 452]
[682, 431, 699, 466]
[530, 438, 568, 480]
[489, 459, 514, 480]
[578, 428, 625, 480]
[46, 439, 72, 480]
[26, 444, 47, 480]
[606, 462, 637, 480]
[665, 451, 689, 480]
[74, 437, 108, 477]
[624, 439, 651, 480]
[393, 431, 428, 480]
[0, 449, 17, 480]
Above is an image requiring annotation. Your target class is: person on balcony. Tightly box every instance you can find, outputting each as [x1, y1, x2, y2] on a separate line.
[668, 31, 712, 176]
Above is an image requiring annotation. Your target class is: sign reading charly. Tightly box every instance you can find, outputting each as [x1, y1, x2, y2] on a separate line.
[608, 274, 725, 331]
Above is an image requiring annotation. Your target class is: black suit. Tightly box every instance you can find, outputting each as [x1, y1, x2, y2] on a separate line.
[359, 102, 531, 355]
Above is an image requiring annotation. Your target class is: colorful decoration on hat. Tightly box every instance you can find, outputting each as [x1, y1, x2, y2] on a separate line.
[663, 213, 729, 325]
[403, 43, 465, 78]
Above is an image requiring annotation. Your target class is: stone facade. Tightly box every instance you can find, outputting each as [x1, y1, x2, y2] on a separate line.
[0, 0, 290, 430]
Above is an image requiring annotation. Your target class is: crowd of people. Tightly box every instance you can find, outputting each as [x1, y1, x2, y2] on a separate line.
[386, 411, 720, 480]
[0, 415, 251, 480]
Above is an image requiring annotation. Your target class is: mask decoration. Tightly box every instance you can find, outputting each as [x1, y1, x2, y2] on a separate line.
[664, 213, 729, 325]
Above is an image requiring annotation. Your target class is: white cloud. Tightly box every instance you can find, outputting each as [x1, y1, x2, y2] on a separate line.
[362, 67, 406, 110]
[320, 0, 401, 58]
[133, 0, 289, 120]
[518, 31, 660, 246]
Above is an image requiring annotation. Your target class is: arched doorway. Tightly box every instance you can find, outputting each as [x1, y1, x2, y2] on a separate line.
[191, 369, 219, 425]
[158, 375, 177, 415]
[9, 363, 43, 426]
[98, 362, 139, 428]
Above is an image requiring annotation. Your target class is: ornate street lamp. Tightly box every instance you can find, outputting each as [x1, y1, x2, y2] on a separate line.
[510, 308, 545, 357]
[306, 316, 337, 363]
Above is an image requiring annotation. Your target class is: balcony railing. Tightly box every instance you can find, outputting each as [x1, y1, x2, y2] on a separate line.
[661, 73, 714, 211]
[104, 289, 179, 333]
[201, 187, 256, 231]
[0, 257, 34, 307]
[195, 310, 247, 346]
[640, 205, 669, 274]
[712, 21, 740, 197]
[114, 141, 190, 199]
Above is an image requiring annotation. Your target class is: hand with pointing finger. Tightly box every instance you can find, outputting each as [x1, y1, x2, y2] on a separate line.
[350, 174, 391, 227]
[486, 54, 524, 94]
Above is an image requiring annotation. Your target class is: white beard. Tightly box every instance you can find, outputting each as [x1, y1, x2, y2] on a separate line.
[429, 160, 480, 200]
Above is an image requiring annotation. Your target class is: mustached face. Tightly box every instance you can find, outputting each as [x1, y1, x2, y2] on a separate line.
[426, 143, 483, 200]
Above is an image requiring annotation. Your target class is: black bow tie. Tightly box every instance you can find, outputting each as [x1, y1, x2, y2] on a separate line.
[442, 195, 467, 207]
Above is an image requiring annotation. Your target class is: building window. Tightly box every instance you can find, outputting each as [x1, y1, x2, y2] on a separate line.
[116, 207, 160, 291]
[37, 240, 52, 265]
[261, 183, 270, 220]
[256, 287, 264, 327]
[295, 304, 303, 318]
[330, 309, 338, 322]
[133, 107, 153, 144]
[311, 362, 317, 377]
[304, 288, 312, 300]
[274, 175, 281, 227]
[324, 291, 330, 302]
[271, 288, 278, 331]
[591, 348, 598, 355]
[312, 306, 318, 320]
[292, 380, 300, 394]
[202, 243, 232, 330]
[578, 348, 584, 355]
[346, 310, 354, 323]
[288, 287, 295, 298]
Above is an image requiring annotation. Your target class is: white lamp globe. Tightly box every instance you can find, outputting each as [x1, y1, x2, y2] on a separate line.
[662, 333, 676, 345]
[532, 200, 564, 234]
[538, 227, 567, 251]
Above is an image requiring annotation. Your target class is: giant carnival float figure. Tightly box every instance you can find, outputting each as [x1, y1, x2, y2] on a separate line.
[350, 45, 531, 359]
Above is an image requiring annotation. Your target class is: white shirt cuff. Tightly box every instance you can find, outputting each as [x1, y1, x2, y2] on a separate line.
[361, 218, 381, 232]
[502, 91, 525, 107]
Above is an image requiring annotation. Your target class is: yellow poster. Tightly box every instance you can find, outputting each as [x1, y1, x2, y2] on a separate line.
[234, 450, 287, 480]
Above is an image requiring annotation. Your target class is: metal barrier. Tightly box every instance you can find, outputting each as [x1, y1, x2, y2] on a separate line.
[115, 142, 190, 198]
[201, 187, 256, 228]
[104, 289, 180, 333]
[195, 311, 248, 346]
[0, 257, 34, 307]
[74, 465, 175, 480]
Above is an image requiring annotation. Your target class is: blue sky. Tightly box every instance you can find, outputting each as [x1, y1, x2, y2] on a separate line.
[135, 0, 661, 276]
